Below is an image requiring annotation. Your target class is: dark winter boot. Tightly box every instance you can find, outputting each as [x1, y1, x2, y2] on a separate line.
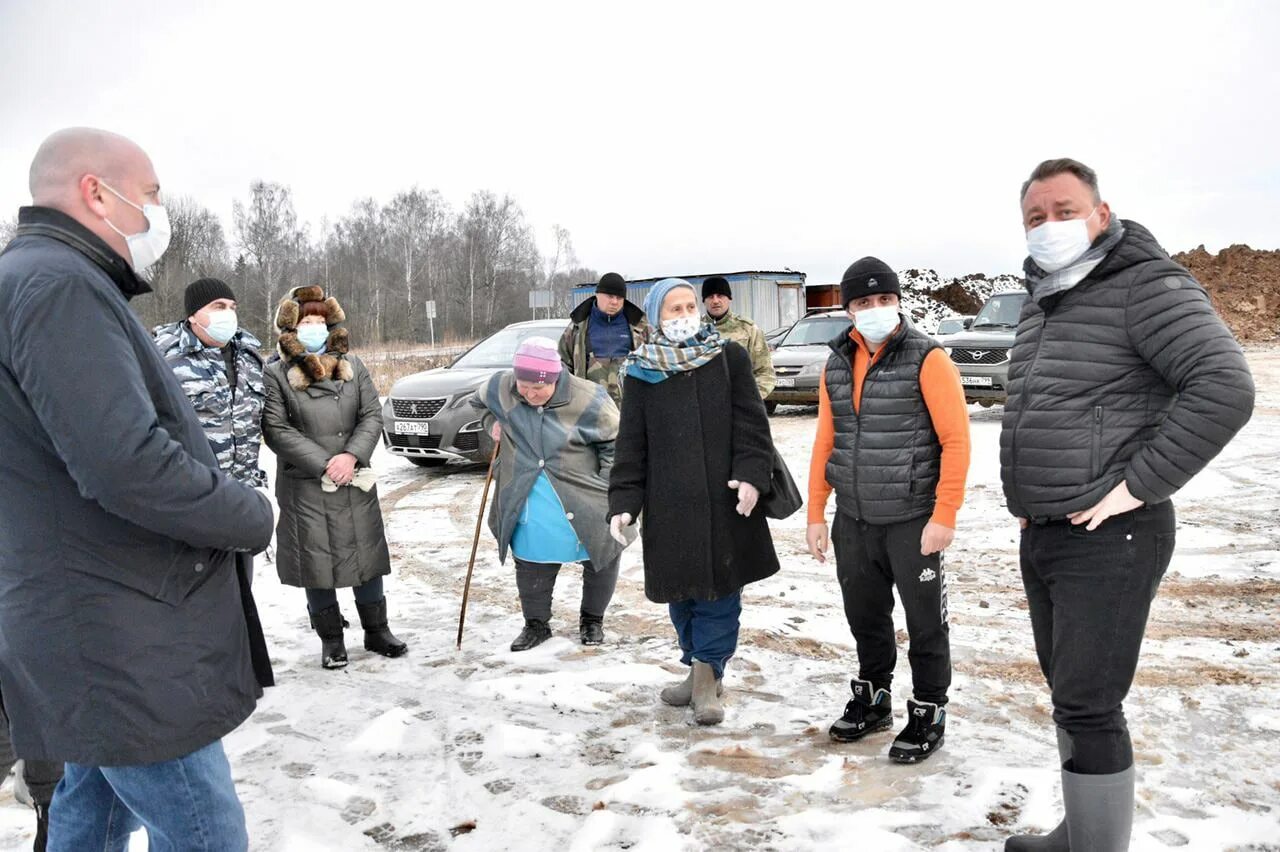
[829, 678, 893, 742]
[579, 612, 605, 646]
[1005, 728, 1071, 851]
[889, 699, 946, 763]
[1062, 764, 1134, 852]
[356, 598, 408, 658]
[33, 802, 48, 852]
[510, 619, 552, 652]
[691, 661, 724, 726]
[309, 604, 348, 669]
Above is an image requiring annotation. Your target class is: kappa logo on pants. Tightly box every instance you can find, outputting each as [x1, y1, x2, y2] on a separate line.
[918, 567, 936, 583]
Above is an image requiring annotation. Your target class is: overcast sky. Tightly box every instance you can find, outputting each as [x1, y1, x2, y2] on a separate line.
[2, 0, 1277, 284]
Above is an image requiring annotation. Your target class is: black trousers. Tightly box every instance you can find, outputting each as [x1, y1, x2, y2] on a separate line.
[833, 512, 951, 705]
[514, 557, 619, 622]
[1021, 501, 1175, 774]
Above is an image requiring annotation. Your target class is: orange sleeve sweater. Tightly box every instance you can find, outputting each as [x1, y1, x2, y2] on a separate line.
[807, 340, 971, 528]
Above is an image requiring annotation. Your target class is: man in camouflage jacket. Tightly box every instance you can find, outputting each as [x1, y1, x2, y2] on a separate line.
[154, 277, 274, 687]
[154, 278, 267, 488]
[701, 276, 775, 399]
[559, 272, 649, 407]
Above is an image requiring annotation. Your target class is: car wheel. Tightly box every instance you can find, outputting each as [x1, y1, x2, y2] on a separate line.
[409, 457, 447, 468]
[765, 401, 778, 415]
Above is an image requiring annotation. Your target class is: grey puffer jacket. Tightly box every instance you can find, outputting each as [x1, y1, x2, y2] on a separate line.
[1000, 219, 1255, 520]
[262, 353, 392, 589]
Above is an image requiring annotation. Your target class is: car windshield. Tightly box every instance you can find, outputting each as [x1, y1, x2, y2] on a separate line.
[971, 294, 1027, 329]
[780, 316, 850, 346]
[937, 319, 965, 335]
[452, 325, 566, 369]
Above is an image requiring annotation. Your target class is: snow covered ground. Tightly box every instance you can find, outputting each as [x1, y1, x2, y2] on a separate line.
[1, 351, 1277, 851]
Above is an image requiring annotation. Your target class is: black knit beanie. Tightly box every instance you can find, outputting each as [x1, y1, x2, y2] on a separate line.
[839, 257, 900, 308]
[701, 276, 732, 300]
[596, 272, 627, 298]
[184, 278, 237, 317]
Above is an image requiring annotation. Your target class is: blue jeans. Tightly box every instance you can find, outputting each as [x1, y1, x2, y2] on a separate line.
[668, 590, 742, 679]
[49, 739, 247, 852]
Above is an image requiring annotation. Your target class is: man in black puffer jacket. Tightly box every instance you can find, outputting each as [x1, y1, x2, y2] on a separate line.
[1001, 159, 1254, 852]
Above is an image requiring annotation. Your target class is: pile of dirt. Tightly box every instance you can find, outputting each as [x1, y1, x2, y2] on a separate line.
[1172, 244, 1280, 342]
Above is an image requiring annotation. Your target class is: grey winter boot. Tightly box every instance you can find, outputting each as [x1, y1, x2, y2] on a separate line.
[691, 661, 724, 725]
[1062, 764, 1135, 852]
[309, 604, 348, 669]
[660, 667, 723, 707]
[1005, 728, 1072, 851]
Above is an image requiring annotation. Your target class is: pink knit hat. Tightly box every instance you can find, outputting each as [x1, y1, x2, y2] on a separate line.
[513, 336, 562, 384]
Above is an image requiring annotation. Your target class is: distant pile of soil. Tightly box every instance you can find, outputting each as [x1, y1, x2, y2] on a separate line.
[1172, 244, 1280, 342]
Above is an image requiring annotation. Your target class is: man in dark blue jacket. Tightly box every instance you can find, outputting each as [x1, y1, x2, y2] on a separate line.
[1001, 159, 1254, 851]
[0, 127, 273, 851]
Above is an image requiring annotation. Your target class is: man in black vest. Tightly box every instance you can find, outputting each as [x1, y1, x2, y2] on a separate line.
[806, 257, 970, 763]
[1001, 159, 1254, 851]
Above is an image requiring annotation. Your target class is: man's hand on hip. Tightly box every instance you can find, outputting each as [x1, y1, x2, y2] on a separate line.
[1068, 480, 1144, 531]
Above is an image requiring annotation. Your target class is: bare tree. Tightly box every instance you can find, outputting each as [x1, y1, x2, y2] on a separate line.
[140, 195, 231, 329]
[384, 187, 449, 340]
[0, 214, 17, 247]
[233, 181, 302, 335]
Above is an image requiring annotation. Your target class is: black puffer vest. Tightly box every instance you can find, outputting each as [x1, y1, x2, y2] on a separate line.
[824, 321, 941, 525]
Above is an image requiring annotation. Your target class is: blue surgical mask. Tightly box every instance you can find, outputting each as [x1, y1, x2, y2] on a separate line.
[198, 310, 238, 346]
[298, 325, 329, 353]
[852, 305, 900, 344]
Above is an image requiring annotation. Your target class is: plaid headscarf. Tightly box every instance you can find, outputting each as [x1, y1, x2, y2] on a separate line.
[624, 278, 726, 384]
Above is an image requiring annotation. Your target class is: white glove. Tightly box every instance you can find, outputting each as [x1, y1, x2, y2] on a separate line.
[609, 512, 633, 545]
[728, 480, 759, 517]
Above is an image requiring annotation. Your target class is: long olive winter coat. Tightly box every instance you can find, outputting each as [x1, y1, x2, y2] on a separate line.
[262, 353, 392, 589]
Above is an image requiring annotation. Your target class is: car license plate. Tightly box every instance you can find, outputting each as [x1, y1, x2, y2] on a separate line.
[775, 377, 796, 388]
[394, 421, 430, 436]
[960, 376, 993, 387]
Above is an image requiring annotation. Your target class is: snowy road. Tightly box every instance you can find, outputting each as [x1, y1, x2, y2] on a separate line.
[2, 351, 1277, 850]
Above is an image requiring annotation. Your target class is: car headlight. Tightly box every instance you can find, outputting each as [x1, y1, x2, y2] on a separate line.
[446, 389, 478, 410]
[798, 361, 824, 378]
[458, 419, 484, 433]
[943, 347, 953, 356]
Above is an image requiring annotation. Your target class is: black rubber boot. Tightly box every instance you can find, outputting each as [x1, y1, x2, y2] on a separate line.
[579, 612, 605, 646]
[33, 802, 48, 852]
[829, 678, 893, 742]
[356, 597, 408, 658]
[510, 619, 552, 652]
[309, 604, 348, 669]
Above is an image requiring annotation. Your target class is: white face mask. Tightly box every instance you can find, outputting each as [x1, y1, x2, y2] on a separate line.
[661, 314, 702, 344]
[298, 324, 330, 353]
[852, 305, 900, 344]
[101, 182, 171, 271]
[1026, 208, 1097, 272]
[199, 310, 238, 346]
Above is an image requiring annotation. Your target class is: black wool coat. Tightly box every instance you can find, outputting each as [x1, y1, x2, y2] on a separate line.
[609, 342, 779, 603]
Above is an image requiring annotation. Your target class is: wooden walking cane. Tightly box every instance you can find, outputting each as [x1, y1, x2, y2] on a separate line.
[457, 433, 500, 649]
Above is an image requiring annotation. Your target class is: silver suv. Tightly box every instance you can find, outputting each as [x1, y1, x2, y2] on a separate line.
[765, 310, 854, 412]
[942, 290, 1028, 406]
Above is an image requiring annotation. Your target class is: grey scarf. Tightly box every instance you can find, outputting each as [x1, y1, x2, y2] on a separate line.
[1024, 217, 1126, 305]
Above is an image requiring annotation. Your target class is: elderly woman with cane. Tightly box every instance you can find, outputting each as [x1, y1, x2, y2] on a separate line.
[469, 337, 634, 651]
[608, 278, 780, 725]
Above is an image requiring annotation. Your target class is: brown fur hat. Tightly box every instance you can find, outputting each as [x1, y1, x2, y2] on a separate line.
[274, 285, 353, 390]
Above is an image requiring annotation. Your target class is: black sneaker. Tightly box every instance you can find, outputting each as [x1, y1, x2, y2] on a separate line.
[579, 613, 605, 646]
[889, 699, 946, 763]
[829, 678, 893, 742]
[510, 619, 552, 652]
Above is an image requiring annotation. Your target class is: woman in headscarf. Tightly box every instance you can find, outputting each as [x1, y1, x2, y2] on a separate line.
[608, 278, 779, 725]
[470, 337, 634, 651]
[262, 285, 408, 669]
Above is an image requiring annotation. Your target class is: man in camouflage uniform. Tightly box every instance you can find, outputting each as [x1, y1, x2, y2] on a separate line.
[701, 275, 776, 399]
[154, 277, 274, 687]
[559, 271, 649, 407]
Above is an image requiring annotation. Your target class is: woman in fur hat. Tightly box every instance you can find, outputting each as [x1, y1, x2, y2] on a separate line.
[262, 285, 408, 669]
